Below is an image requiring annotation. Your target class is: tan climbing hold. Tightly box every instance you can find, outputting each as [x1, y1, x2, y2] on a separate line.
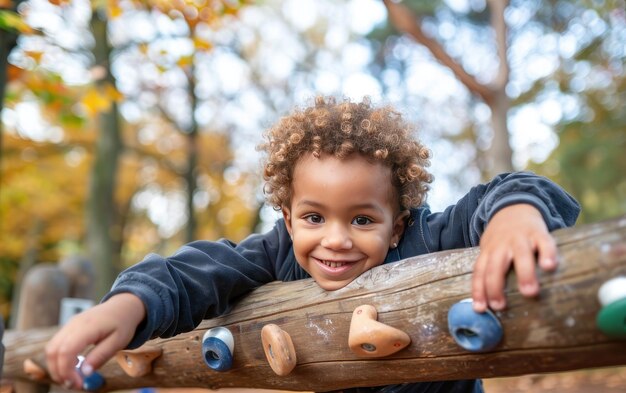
[23, 358, 47, 381]
[348, 304, 411, 357]
[115, 345, 163, 377]
[261, 324, 297, 376]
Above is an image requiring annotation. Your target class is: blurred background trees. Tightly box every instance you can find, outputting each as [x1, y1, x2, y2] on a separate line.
[0, 0, 624, 327]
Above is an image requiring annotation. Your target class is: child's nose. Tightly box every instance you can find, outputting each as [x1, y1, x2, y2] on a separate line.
[321, 224, 352, 250]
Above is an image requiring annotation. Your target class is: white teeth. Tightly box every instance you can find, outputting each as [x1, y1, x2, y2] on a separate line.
[322, 260, 346, 268]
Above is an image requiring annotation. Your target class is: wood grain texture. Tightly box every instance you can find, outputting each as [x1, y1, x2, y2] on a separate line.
[2, 215, 626, 392]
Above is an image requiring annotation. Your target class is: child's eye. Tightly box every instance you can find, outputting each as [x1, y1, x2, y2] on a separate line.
[304, 214, 324, 224]
[352, 216, 372, 226]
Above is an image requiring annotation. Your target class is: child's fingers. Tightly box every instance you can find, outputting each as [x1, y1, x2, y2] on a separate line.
[45, 332, 85, 388]
[471, 253, 488, 312]
[82, 332, 130, 378]
[536, 233, 558, 271]
[512, 239, 539, 297]
[483, 248, 513, 311]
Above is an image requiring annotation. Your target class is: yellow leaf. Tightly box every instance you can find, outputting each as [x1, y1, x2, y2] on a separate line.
[177, 55, 193, 68]
[81, 87, 111, 116]
[193, 36, 213, 51]
[107, 0, 123, 19]
[0, 10, 35, 34]
[24, 50, 44, 63]
[104, 83, 124, 102]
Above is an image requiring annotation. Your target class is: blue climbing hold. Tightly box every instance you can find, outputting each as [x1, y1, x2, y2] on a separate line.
[202, 327, 235, 371]
[75, 356, 105, 391]
[447, 298, 503, 352]
[82, 372, 105, 391]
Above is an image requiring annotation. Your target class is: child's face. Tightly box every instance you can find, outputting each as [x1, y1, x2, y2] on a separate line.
[282, 153, 408, 291]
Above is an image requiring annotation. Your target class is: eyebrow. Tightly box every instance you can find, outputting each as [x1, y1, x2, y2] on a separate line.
[296, 199, 384, 214]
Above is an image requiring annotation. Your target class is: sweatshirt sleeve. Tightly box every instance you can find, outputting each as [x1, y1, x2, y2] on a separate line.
[420, 172, 581, 252]
[101, 220, 292, 348]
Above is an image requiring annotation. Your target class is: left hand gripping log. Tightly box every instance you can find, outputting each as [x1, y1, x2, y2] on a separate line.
[2, 215, 626, 392]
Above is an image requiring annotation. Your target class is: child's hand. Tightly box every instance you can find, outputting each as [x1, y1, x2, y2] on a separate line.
[471, 204, 558, 313]
[45, 293, 146, 389]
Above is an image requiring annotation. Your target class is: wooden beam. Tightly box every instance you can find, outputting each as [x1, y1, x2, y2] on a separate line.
[2, 215, 626, 391]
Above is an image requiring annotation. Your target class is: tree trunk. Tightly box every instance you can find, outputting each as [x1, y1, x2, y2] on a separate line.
[3, 215, 626, 391]
[86, 10, 122, 299]
[0, 0, 25, 198]
[184, 64, 199, 243]
[488, 88, 514, 174]
[383, 0, 515, 177]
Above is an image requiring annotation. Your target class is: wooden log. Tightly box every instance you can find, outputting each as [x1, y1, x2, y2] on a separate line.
[2, 215, 626, 392]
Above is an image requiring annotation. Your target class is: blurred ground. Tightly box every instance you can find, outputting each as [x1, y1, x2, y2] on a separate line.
[483, 366, 626, 392]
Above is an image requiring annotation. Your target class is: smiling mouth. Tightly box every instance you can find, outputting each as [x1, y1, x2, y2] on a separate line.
[322, 260, 346, 268]
[317, 258, 355, 268]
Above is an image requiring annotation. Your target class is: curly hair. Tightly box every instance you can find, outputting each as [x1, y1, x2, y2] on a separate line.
[258, 96, 433, 210]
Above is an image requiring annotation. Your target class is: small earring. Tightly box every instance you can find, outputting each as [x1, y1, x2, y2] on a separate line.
[392, 242, 398, 249]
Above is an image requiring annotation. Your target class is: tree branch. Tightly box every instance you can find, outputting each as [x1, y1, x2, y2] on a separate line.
[383, 0, 495, 103]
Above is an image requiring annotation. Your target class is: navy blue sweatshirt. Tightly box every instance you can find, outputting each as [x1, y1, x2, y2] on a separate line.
[103, 172, 580, 393]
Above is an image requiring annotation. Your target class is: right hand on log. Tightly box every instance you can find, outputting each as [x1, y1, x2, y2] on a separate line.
[45, 293, 146, 389]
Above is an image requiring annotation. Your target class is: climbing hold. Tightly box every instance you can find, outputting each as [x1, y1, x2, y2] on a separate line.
[261, 324, 297, 376]
[23, 358, 47, 381]
[447, 298, 503, 352]
[348, 304, 411, 357]
[596, 276, 626, 338]
[82, 372, 106, 392]
[202, 327, 235, 371]
[115, 345, 163, 377]
[76, 356, 105, 391]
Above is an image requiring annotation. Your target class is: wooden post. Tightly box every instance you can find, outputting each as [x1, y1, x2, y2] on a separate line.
[14, 263, 70, 393]
[58, 256, 95, 301]
[1, 315, 4, 378]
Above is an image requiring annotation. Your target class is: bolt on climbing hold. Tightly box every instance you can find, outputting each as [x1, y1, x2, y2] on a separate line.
[348, 304, 411, 357]
[261, 324, 297, 376]
[447, 298, 503, 352]
[202, 326, 235, 371]
[115, 345, 162, 377]
[596, 276, 626, 338]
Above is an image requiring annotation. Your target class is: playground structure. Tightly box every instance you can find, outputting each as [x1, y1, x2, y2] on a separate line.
[1, 215, 626, 392]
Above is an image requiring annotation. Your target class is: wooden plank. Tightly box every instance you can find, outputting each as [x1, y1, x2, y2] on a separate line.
[2, 215, 626, 392]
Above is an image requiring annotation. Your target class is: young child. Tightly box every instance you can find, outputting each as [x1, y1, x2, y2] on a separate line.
[45, 96, 580, 392]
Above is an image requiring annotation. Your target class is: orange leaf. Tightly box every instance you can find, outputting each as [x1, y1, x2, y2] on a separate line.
[6, 64, 23, 82]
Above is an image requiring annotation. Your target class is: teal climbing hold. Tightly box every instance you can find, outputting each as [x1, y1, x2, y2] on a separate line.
[596, 276, 626, 338]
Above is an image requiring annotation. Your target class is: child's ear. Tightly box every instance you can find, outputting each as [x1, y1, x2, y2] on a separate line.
[282, 207, 293, 237]
[390, 210, 410, 247]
